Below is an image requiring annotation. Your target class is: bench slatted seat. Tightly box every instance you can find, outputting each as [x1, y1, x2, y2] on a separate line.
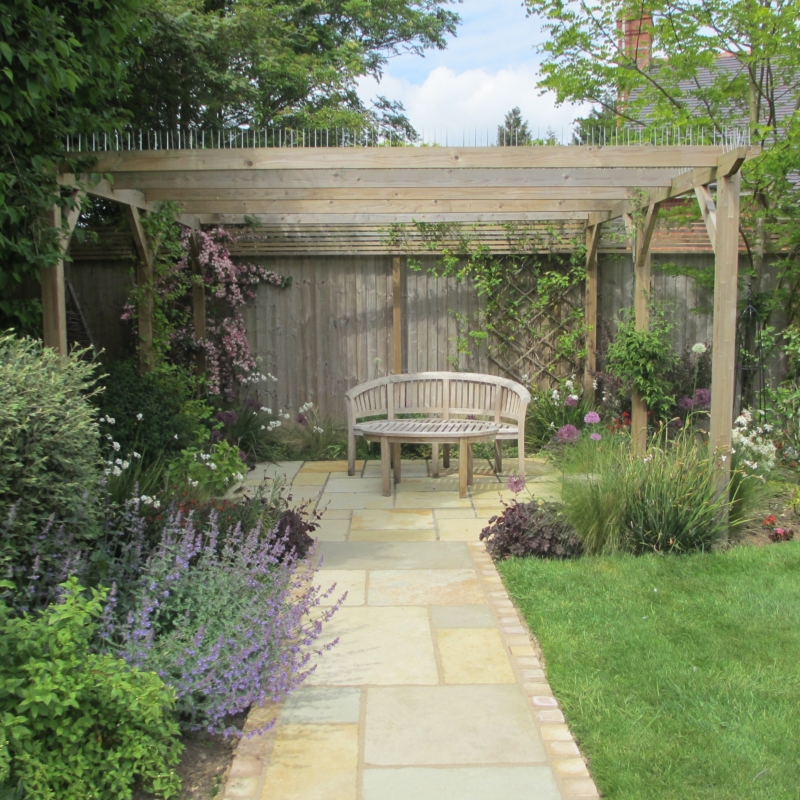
[345, 372, 531, 479]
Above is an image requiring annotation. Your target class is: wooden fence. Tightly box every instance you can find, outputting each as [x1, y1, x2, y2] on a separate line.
[70, 251, 770, 422]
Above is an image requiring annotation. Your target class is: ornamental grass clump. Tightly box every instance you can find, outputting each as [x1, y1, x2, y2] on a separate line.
[560, 430, 740, 554]
[106, 508, 342, 736]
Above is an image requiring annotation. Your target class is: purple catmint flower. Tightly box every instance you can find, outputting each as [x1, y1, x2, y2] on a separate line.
[506, 475, 526, 495]
[584, 411, 601, 424]
[556, 424, 580, 442]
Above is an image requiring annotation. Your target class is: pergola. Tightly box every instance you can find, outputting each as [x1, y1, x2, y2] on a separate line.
[50, 140, 757, 469]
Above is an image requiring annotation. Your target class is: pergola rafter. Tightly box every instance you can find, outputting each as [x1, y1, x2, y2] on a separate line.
[48, 141, 758, 471]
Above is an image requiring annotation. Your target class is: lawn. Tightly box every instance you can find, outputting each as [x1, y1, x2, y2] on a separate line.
[499, 543, 800, 800]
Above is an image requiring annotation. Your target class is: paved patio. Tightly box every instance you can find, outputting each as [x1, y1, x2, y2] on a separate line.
[221, 458, 598, 800]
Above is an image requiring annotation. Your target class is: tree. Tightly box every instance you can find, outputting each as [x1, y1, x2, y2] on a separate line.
[524, 0, 800, 323]
[0, 0, 147, 333]
[497, 107, 533, 145]
[124, 0, 460, 134]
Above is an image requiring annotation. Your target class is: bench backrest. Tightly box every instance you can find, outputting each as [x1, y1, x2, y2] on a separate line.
[345, 372, 531, 430]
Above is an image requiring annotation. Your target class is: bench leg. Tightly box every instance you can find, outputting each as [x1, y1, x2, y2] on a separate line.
[494, 440, 502, 474]
[518, 439, 526, 480]
[392, 443, 401, 483]
[443, 444, 450, 469]
[348, 433, 357, 476]
[458, 438, 469, 498]
[431, 443, 440, 477]
[380, 437, 392, 496]
[467, 442, 474, 485]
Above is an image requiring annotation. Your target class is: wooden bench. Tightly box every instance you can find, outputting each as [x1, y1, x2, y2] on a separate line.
[345, 372, 531, 480]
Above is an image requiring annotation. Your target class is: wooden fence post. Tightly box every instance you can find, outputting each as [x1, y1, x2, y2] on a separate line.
[125, 205, 155, 374]
[189, 231, 206, 376]
[392, 255, 404, 374]
[630, 203, 660, 455]
[709, 171, 741, 484]
[583, 223, 601, 397]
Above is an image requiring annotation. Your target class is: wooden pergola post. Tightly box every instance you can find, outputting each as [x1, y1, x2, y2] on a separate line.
[709, 170, 741, 481]
[125, 205, 156, 374]
[630, 203, 660, 455]
[42, 194, 83, 355]
[583, 223, 601, 397]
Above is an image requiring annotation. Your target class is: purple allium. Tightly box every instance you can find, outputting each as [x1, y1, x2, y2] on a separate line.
[590, 432, 602, 441]
[693, 388, 711, 409]
[295, 413, 308, 426]
[210, 429, 224, 443]
[584, 411, 601, 424]
[216, 410, 238, 425]
[556, 424, 580, 442]
[564, 396, 578, 407]
[678, 396, 694, 411]
[245, 398, 260, 411]
[239, 450, 248, 462]
[507, 475, 526, 495]
[668, 418, 684, 429]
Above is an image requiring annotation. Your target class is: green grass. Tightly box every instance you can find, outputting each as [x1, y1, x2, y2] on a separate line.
[499, 544, 800, 800]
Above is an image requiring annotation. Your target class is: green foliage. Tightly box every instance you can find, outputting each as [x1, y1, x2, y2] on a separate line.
[283, 404, 348, 461]
[526, 377, 595, 448]
[125, 0, 459, 133]
[762, 324, 800, 464]
[0, 333, 102, 579]
[0, 579, 182, 799]
[558, 430, 754, 554]
[96, 359, 213, 467]
[606, 306, 677, 418]
[167, 440, 246, 497]
[524, 0, 800, 325]
[497, 107, 532, 146]
[0, 0, 147, 331]
[500, 543, 800, 799]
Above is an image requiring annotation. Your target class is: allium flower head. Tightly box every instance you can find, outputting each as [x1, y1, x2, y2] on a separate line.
[590, 432, 602, 441]
[692, 342, 707, 355]
[564, 395, 578, 407]
[584, 411, 601, 424]
[506, 475, 526, 494]
[556, 424, 580, 442]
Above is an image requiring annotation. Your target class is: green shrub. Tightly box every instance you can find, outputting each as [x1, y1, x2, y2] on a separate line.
[559, 430, 745, 554]
[167, 440, 247, 497]
[0, 579, 182, 799]
[96, 360, 213, 467]
[0, 333, 102, 578]
[282, 403, 347, 461]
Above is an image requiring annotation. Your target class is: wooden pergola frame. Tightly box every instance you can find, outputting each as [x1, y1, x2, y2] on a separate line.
[51, 143, 756, 471]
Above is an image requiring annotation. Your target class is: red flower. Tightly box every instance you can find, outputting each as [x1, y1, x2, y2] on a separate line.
[762, 515, 777, 526]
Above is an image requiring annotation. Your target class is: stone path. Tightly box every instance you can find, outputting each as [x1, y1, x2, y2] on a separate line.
[222, 458, 598, 800]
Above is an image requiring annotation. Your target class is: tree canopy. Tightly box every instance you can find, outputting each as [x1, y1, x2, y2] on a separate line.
[524, 0, 800, 322]
[497, 107, 533, 145]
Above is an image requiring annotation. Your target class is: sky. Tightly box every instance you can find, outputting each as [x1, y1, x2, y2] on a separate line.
[356, 0, 591, 144]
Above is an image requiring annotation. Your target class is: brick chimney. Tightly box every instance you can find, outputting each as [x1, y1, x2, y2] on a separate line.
[620, 14, 653, 71]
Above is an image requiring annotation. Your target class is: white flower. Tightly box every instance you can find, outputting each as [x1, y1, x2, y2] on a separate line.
[283, 413, 291, 420]
[268, 373, 278, 382]
[188, 479, 199, 488]
[260, 425, 266, 430]
[105, 416, 115, 425]
[208, 462, 217, 470]
[111, 466, 122, 476]
[565, 379, 574, 392]
[133, 452, 141, 459]
[568, 394, 579, 403]
[592, 379, 598, 390]
[691, 342, 707, 355]
[174, 434, 179, 440]
[111, 441, 121, 452]
[121, 461, 129, 470]
[268, 420, 282, 431]
[551, 389, 560, 402]
[152, 500, 161, 510]
[299, 401, 314, 413]
[313, 426, 324, 433]
[200, 453, 211, 461]
[720, 454, 727, 463]
[136, 413, 143, 421]
[234, 472, 244, 482]
[261, 407, 272, 414]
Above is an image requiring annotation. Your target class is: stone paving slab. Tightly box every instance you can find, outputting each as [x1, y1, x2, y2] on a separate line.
[221, 459, 599, 800]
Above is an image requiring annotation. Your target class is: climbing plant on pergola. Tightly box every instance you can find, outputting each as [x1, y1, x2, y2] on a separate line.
[47, 134, 756, 475]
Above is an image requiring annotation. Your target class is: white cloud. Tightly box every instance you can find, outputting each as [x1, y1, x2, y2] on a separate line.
[359, 64, 590, 144]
